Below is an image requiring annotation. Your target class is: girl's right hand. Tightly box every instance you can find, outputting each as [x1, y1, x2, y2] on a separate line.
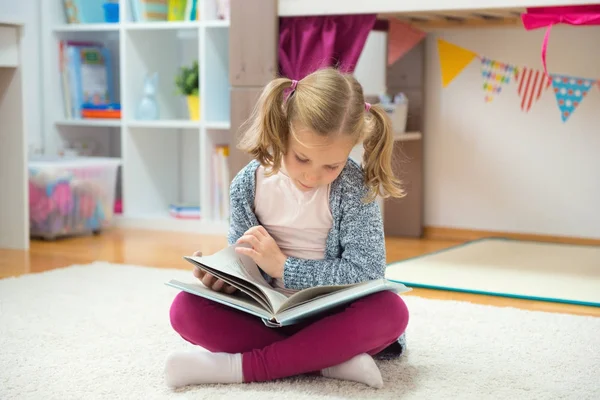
[191, 251, 237, 294]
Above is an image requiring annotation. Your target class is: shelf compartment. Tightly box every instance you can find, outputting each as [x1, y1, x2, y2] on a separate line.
[123, 127, 200, 217]
[124, 29, 199, 121]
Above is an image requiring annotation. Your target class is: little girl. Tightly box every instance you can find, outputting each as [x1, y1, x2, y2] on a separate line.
[166, 68, 409, 389]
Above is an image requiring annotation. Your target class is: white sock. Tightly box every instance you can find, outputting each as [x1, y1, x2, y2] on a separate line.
[321, 353, 383, 388]
[164, 349, 243, 388]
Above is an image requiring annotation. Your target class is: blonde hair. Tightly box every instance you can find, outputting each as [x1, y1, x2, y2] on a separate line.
[237, 68, 404, 202]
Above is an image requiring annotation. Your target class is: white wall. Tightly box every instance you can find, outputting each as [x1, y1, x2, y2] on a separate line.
[0, 0, 42, 151]
[354, 30, 387, 96]
[424, 26, 600, 239]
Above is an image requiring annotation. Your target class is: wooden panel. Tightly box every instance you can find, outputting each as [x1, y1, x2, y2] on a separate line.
[384, 139, 423, 237]
[229, 87, 263, 176]
[229, 0, 278, 86]
[387, 43, 424, 89]
[383, 41, 425, 237]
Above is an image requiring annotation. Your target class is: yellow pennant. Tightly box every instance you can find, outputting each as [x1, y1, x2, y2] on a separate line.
[437, 39, 478, 87]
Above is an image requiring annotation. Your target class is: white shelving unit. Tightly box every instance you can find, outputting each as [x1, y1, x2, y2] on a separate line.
[40, 0, 231, 234]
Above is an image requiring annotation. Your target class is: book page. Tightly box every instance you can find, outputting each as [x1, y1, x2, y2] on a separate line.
[186, 245, 290, 311]
[277, 283, 357, 313]
[198, 264, 272, 311]
[275, 279, 411, 326]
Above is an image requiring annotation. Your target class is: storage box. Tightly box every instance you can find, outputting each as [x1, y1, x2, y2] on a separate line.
[28, 157, 121, 239]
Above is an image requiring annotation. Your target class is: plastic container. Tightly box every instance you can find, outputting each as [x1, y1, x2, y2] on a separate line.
[28, 156, 121, 239]
[378, 93, 408, 134]
[103, 2, 120, 23]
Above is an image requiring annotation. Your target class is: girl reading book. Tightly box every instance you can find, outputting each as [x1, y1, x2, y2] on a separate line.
[166, 67, 410, 389]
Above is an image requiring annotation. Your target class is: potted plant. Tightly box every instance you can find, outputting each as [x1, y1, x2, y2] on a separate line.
[175, 60, 200, 120]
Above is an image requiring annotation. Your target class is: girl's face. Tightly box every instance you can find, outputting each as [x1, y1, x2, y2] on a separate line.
[282, 128, 355, 192]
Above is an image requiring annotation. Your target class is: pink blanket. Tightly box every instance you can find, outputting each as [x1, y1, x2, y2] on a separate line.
[521, 5, 600, 75]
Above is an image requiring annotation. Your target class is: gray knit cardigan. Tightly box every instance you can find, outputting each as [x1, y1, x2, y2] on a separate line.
[227, 158, 406, 359]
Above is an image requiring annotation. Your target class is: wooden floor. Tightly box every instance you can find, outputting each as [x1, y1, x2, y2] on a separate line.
[1, 227, 598, 317]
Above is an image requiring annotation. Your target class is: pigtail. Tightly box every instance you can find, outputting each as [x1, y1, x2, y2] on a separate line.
[237, 77, 294, 172]
[362, 104, 405, 202]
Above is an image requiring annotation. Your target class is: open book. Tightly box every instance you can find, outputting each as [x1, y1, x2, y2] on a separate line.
[165, 245, 411, 327]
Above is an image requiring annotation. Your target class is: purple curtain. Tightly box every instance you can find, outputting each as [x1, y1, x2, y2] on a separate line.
[278, 14, 377, 80]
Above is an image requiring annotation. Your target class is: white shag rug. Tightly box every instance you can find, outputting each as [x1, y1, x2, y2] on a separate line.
[1, 262, 599, 400]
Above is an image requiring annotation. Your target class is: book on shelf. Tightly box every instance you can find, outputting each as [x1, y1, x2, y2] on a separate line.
[129, 0, 198, 22]
[59, 41, 117, 120]
[212, 145, 230, 220]
[166, 245, 411, 327]
[62, 0, 107, 24]
[169, 203, 201, 219]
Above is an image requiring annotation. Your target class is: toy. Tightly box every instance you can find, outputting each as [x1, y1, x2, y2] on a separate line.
[136, 72, 160, 120]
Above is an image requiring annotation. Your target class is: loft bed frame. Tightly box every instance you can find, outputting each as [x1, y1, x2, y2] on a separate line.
[277, 0, 598, 28]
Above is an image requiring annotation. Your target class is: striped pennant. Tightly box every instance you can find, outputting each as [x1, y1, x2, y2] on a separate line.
[516, 67, 552, 113]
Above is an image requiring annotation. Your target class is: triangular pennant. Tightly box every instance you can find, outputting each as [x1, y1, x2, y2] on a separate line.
[515, 67, 552, 112]
[550, 75, 595, 122]
[437, 39, 477, 87]
[388, 19, 426, 66]
[480, 57, 518, 102]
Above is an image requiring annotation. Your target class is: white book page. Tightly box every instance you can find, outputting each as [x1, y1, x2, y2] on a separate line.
[191, 245, 290, 311]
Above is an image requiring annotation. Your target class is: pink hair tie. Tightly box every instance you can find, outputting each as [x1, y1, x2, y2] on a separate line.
[290, 80, 298, 91]
[365, 102, 371, 112]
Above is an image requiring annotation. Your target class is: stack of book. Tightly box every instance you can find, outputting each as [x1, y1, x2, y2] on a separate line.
[169, 203, 201, 219]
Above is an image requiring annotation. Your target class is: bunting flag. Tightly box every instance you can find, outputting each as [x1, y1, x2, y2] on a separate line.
[437, 39, 477, 87]
[480, 57, 518, 102]
[516, 67, 552, 112]
[550, 75, 595, 122]
[387, 19, 426, 66]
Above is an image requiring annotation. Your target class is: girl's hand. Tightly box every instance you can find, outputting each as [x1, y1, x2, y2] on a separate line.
[191, 251, 237, 294]
[235, 226, 287, 279]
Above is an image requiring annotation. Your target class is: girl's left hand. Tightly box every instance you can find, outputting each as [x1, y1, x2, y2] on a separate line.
[235, 226, 286, 279]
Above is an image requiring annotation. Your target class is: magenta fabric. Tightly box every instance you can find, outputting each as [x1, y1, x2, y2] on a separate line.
[278, 14, 377, 80]
[169, 290, 409, 383]
[521, 5, 600, 76]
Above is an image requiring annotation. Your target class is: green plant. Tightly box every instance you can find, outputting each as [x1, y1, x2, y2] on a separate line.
[175, 60, 199, 96]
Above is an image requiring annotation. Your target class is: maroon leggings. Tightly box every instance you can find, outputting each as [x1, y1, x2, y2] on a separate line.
[169, 290, 409, 383]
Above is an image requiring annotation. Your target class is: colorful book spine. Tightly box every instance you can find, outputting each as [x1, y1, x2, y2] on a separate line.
[168, 0, 187, 21]
[169, 203, 201, 219]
